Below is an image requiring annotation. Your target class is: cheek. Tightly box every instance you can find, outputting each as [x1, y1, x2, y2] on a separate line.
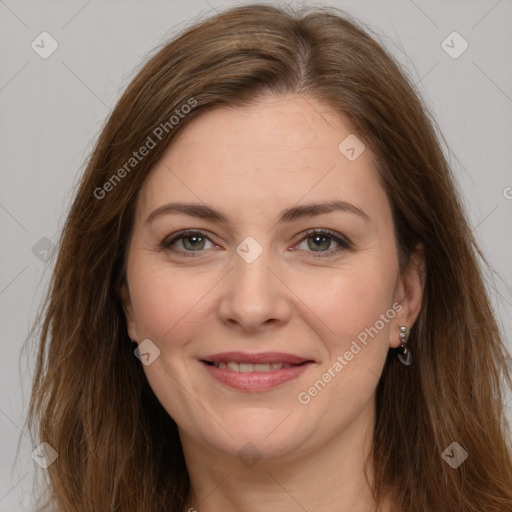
[292, 267, 397, 419]
[292, 259, 398, 345]
[128, 262, 214, 344]
[128, 248, 399, 357]
[126, 263, 218, 425]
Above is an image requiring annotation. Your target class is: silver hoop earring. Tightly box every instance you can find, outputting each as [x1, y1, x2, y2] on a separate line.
[397, 325, 412, 366]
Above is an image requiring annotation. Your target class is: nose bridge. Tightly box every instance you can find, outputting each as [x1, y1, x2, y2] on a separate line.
[218, 236, 290, 330]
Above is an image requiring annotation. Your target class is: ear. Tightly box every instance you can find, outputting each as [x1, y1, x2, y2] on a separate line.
[389, 243, 426, 348]
[120, 280, 139, 342]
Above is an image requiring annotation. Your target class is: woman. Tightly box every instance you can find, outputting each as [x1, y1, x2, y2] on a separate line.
[26, 3, 512, 511]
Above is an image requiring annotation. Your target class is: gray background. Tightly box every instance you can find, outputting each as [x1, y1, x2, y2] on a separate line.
[1, 0, 511, 509]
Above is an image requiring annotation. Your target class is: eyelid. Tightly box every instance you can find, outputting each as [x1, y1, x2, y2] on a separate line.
[160, 229, 218, 255]
[159, 228, 352, 257]
[292, 228, 352, 257]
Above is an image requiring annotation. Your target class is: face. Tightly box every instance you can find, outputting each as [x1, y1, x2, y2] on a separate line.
[121, 93, 424, 462]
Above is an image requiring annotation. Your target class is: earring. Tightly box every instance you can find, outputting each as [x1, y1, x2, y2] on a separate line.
[397, 325, 412, 366]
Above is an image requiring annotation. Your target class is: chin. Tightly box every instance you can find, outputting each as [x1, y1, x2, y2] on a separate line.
[186, 407, 312, 461]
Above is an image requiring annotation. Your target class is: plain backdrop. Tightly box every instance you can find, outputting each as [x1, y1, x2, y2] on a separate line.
[1, 0, 511, 509]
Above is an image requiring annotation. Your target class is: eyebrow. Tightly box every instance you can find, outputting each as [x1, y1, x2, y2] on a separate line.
[145, 199, 370, 225]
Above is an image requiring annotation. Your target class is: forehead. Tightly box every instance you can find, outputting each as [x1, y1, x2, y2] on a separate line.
[136, 94, 389, 225]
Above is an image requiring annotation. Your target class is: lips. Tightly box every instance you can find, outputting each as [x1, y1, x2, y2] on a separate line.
[202, 351, 310, 365]
[200, 352, 314, 392]
[210, 361, 296, 372]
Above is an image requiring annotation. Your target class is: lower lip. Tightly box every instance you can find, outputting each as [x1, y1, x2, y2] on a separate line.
[201, 361, 313, 392]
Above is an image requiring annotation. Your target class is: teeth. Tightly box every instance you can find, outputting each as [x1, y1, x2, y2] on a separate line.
[212, 362, 295, 372]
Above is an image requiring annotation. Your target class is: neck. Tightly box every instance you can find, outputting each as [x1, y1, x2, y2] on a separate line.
[180, 399, 390, 512]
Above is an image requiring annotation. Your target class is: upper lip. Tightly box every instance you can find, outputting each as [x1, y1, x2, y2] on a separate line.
[201, 352, 312, 364]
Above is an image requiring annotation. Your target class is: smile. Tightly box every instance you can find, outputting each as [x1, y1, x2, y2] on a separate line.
[200, 352, 314, 392]
[209, 361, 301, 372]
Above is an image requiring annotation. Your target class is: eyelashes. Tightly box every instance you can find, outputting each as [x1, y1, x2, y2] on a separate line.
[159, 229, 352, 259]
[291, 229, 352, 256]
[160, 230, 216, 255]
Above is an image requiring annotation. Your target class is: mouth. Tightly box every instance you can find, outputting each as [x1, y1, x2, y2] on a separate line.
[202, 361, 308, 372]
[200, 352, 314, 391]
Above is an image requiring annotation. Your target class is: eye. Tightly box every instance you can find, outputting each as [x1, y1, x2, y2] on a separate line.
[160, 230, 217, 256]
[293, 229, 352, 257]
[160, 228, 352, 258]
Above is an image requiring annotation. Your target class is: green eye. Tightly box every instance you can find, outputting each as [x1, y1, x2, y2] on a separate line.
[161, 230, 215, 254]
[180, 233, 207, 251]
[160, 229, 352, 258]
[296, 229, 351, 257]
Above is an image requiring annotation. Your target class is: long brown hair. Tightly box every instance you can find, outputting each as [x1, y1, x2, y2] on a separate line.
[24, 4, 512, 511]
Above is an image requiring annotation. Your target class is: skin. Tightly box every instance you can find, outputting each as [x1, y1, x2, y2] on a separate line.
[121, 93, 425, 512]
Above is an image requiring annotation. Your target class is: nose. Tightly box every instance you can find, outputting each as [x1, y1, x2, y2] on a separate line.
[217, 248, 292, 333]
